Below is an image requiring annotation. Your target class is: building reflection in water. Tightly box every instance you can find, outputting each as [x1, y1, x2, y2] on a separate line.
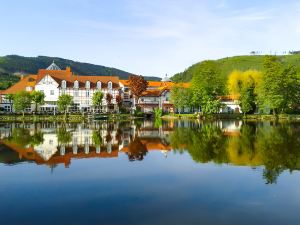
[1, 119, 300, 184]
[0, 120, 175, 167]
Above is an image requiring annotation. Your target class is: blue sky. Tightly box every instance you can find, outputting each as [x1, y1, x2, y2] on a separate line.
[1, 0, 300, 77]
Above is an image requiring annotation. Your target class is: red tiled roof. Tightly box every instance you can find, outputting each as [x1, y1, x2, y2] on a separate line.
[36, 68, 120, 89]
[1, 75, 37, 94]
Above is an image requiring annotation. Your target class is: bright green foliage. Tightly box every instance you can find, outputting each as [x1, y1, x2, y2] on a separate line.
[240, 84, 255, 115]
[92, 91, 104, 109]
[153, 108, 162, 118]
[57, 94, 73, 117]
[30, 90, 45, 113]
[57, 127, 72, 145]
[190, 61, 225, 114]
[172, 54, 300, 82]
[258, 56, 300, 114]
[92, 130, 102, 146]
[13, 91, 32, 117]
[200, 96, 223, 114]
[170, 85, 192, 113]
[5, 94, 14, 112]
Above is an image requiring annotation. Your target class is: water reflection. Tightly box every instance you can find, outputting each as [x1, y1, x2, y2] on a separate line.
[0, 120, 300, 184]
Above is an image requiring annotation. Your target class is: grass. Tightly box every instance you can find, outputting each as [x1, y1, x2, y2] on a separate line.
[172, 54, 300, 82]
[0, 113, 139, 122]
[162, 113, 300, 121]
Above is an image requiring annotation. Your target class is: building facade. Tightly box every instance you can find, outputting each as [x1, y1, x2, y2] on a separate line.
[0, 62, 120, 113]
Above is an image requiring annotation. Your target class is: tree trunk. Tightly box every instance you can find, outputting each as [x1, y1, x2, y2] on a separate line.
[35, 102, 38, 114]
[273, 108, 276, 116]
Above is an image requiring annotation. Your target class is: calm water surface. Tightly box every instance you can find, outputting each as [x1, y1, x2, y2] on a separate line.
[0, 120, 300, 225]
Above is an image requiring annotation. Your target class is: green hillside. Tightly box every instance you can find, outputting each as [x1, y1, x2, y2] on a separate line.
[0, 55, 161, 90]
[172, 55, 300, 82]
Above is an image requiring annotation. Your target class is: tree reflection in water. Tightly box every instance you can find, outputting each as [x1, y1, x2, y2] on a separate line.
[170, 122, 300, 184]
[126, 137, 148, 161]
[1, 121, 300, 183]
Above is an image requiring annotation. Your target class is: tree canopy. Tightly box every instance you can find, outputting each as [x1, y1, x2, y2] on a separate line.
[13, 91, 32, 117]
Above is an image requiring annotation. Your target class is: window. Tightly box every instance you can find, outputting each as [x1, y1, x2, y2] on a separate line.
[61, 80, 66, 89]
[97, 81, 101, 90]
[50, 90, 54, 95]
[74, 80, 79, 89]
[26, 86, 32, 91]
[85, 81, 90, 89]
[74, 90, 79, 97]
[86, 90, 90, 97]
[108, 81, 112, 90]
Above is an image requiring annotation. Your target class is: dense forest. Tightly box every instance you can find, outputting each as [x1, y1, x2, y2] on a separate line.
[0, 55, 161, 90]
[172, 54, 300, 82]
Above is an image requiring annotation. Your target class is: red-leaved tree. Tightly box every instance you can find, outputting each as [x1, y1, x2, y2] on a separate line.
[116, 95, 122, 108]
[106, 93, 113, 106]
[128, 75, 148, 106]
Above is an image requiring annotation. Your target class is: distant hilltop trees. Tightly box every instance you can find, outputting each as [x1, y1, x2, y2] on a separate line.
[250, 50, 300, 55]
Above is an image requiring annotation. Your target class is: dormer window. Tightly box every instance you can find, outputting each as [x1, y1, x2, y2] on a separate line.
[61, 80, 66, 89]
[108, 81, 112, 90]
[74, 80, 79, 89]
[97, 81, 101, 90]
[86, 81, 90, 89]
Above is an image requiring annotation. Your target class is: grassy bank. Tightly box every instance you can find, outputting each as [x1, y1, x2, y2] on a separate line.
[162, 113, 300, 121]
[0, 113, 139, 123]
[0, 114, 86, 122]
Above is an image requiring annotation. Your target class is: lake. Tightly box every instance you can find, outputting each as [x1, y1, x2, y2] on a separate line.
[0, 119, 300, 225]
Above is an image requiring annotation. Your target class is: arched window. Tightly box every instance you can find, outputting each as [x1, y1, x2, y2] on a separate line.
[86, 81, 90, 89]
[108, 81, 112, 90]
[61, 80, 66, 89]
[74, 80, 79, 89]
[97, 81, 101, 90]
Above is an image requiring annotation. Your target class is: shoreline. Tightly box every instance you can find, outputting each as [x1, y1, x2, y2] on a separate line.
[161, 114, 300, 121]
[0, 114, 138, 123]
[1, 113, 300, 122]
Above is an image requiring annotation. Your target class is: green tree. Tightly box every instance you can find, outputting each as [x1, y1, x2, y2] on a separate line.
[57, 127, 72, 145]
[170, 85, 192, 113]
[257, 56, 300, 115]
[30, 90, 45, 113]
[92, 130, 103, 146]
[5, 94, 14, 112]
[92, 91, 104, 112]
[13, 91, 32, 117]
[240, 85, 255, 116]
[190, 61, 225, 114]
[57, 94, 73, 119]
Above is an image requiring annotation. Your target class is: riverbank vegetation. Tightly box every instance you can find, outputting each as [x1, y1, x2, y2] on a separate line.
[170, 55, 300, 116]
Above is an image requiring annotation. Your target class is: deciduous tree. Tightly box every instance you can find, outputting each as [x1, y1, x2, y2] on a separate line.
[30, 90, 45, 113]
[13, 91, 32, 117]
[128, 75, 148, 107]
[5, 94, 14, 112]
[92, 91, 104, 111]
[57, 94, 73, 119]
[190, 61, 225, 114]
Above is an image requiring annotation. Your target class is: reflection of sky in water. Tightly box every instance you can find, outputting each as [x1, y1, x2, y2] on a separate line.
[0, 121, 300, 225]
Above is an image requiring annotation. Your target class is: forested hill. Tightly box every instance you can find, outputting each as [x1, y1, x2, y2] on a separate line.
[0, 55, 161, 80]
[172, 54, 300, 82]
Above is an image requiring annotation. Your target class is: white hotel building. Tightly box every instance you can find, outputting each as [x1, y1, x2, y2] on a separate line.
[0, 62, 121, 112]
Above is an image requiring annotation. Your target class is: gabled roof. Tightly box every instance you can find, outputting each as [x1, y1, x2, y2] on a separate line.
[35, 67, 120, 89]
[120, 79, 190, 89]
[1, 75, 37, 94]
[46, 62, 61, 70]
